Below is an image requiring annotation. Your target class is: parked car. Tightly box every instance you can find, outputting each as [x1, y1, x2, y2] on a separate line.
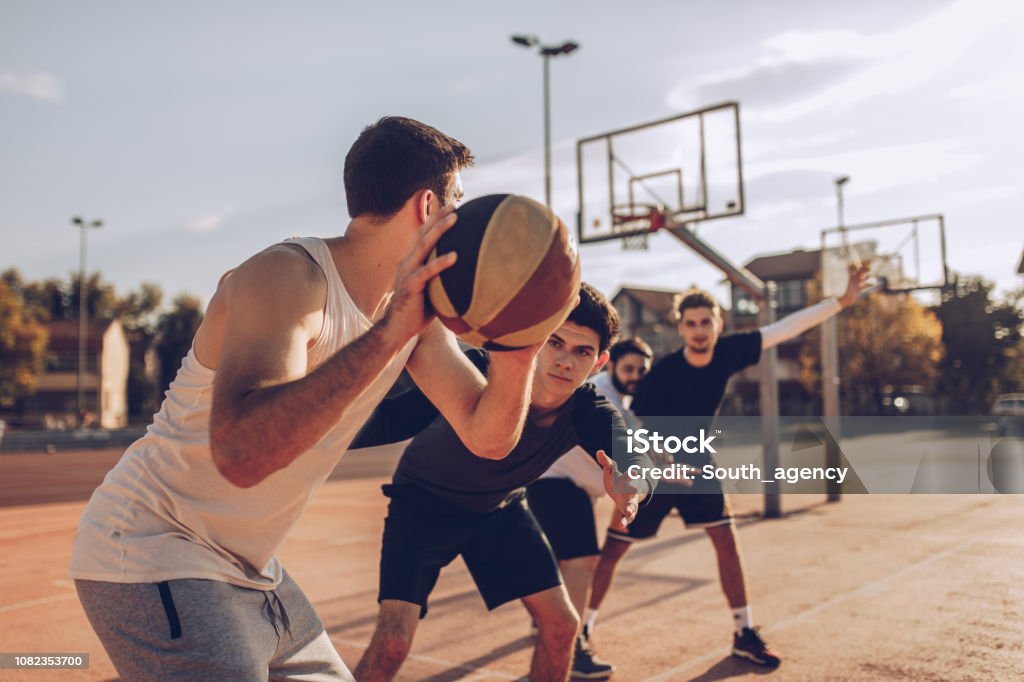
[992, 393, 1024, 437]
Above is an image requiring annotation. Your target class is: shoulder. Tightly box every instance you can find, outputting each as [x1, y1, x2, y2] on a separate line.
[715, 331, 762, 371]
[571, 383, 617, 423]
[217, 244, 328, 340]
[718, 331, 760, 353]
[223, 244, 326, 302]
[590, 372, 613, 392]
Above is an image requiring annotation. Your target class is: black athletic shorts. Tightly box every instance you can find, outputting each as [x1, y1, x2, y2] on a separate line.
[526, 478, 600, 561]
[607, 472, 733, 542]
[378, 483, 562, 618]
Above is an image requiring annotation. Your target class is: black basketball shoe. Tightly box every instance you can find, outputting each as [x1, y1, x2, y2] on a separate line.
[571, 631, 615, 679]
[732, 626, 781, 667]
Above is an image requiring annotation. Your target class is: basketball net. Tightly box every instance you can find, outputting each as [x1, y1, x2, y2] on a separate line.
[621, 233, 650, 251]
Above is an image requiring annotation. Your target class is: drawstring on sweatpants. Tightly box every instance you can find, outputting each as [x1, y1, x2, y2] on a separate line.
[263, 589, 292, 639]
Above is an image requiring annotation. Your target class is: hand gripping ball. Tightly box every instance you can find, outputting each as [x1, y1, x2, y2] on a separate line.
[427, 194, 581, 350]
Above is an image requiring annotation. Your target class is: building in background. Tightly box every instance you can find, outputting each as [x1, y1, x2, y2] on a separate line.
[611, 286, 679, 359]
[13, 320, 130, 429]
[610, 285, 735, 360]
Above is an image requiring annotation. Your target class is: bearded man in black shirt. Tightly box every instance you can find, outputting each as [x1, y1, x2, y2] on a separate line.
[586, 266, 869, 668]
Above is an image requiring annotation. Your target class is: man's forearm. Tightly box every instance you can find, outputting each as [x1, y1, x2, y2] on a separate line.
[458, 354, 535, 459]
[760, 298, 842, 349]
[211, 322, 409, 486]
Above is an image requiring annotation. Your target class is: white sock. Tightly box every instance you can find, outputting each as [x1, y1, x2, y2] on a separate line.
[583, 608, 599, 634]
[732, 606, 752, 634]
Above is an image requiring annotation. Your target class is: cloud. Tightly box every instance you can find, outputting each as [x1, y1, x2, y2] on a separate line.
[186, 203, 236, 232]
[746, 138, 981, 194]
[0, 71, 65, 102]
[682, 59, 865, 112]
[946, 73, 1024, 103]
[747, 199, 812, 222]
[668, 0, 1005, 122]
[952, 186, 1021, 207]
[743, 132, 848, 164]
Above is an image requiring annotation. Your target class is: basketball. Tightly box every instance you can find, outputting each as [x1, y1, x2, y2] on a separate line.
[427, 194, 581, 350]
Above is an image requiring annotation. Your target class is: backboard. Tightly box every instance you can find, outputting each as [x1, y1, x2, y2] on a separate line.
[576, 101, 744, 244]
[821, 214, 950, 297]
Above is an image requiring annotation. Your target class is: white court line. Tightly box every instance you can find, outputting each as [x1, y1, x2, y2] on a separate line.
[0, 592, 78, 614]
[642, 540, 976, 682]
[332, 637, 519, 680]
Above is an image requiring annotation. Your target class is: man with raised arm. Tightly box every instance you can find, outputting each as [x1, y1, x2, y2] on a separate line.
[69, 117, 540, 681]
[586, 267, 869, 669]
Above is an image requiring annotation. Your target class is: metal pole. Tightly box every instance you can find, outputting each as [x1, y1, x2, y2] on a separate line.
[759, 282, 782, 518]
[664, 225, 766, 297]
[543, 54, 552, 208]
[78, 227, 88, 417]
[72, 216, 102, 424]
[822, 317, 841, 501]
[836, 183, 845, 229]
[512, 36, 577, 209]
[823, 179, 845, 502]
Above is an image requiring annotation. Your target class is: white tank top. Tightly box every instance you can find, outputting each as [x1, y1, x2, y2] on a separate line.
[70, 238, 416, 589]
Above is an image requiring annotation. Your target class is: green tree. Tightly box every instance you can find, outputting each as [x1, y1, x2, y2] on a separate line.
[115, 282, 164, 333]
[800, 291, 944, 415]
[8, 270, 155, 324]
[155, 295, 205, 394]
[934, 277, 1024, 414]
[0, 278, 49, 408]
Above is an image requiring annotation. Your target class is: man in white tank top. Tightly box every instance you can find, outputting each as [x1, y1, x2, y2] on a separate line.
[70, 117, 541, 681]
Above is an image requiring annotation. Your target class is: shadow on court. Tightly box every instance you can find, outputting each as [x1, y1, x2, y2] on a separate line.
[687, 656, 779, 681]
[422, 636, 534, 681]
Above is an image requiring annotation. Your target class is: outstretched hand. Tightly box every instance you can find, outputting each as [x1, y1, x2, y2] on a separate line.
[839, 264, 872, 308]
[597, 450, 647, 530]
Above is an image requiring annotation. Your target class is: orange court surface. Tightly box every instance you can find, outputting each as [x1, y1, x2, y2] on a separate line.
[1, 445, 1022, 681]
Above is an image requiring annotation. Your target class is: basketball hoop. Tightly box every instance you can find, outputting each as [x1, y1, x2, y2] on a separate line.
[612, 203, 665, 250]
[612, 203, 666, 231]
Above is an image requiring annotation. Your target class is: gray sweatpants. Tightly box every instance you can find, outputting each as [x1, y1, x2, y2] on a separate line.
[75, 571, 353, 681]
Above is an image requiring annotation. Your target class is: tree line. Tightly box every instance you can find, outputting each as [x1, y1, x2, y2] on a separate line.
[0, 269, 203, 421]
[799, 274, 1024, 415]
[2, 268, 1022, 422]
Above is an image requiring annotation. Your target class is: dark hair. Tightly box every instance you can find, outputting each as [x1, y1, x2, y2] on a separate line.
[674, 288, 721, 320]
[567, 282, 620, 354]
[609, 337, 653, 363]
[344, 116, 474, 219]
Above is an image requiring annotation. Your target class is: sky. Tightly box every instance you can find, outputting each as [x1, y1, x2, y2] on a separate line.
[3, 0, 1023, 312]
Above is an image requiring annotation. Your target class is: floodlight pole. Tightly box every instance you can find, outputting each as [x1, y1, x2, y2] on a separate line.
[511, 35, 579, 208]
[543, 53, 552, 208]
[72, 216, 103, 421]
[822, 177, 846, 502]
[836, 177, 847, 231]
